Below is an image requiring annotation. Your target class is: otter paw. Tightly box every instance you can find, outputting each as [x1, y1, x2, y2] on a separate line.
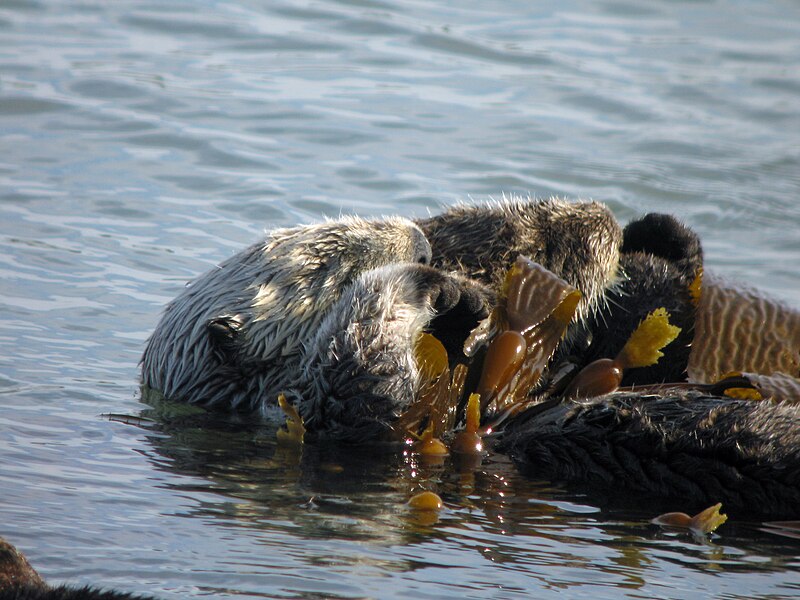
[412, 266, 491, 318]
[416, 268, 492, 363]
[412, 265, 464, 313]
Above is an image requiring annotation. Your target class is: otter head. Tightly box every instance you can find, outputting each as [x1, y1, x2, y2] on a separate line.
[292, 263, 493, 443]
[142, 215, 432, 411]
[416, 197, 622, 323]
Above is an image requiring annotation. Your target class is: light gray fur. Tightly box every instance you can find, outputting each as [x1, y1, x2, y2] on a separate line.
[141, 216, 432, 411]
[289, 264, 437, 442]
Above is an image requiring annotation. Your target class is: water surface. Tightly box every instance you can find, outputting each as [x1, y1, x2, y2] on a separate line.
[1, 0, 799, 598]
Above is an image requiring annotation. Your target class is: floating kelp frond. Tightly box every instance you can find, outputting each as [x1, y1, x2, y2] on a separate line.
[416, 331, 449, 381]
[277, 393, 305, 445]
[476, 330, 526, 407]
[652, 503, 728, 534]
[397, 256, 580, 442]
[452, 393, 483, 456]
[414, 420, 449, 456]
[617, 307, 681, 370]
[688, 267, 703, 306]
[715, 371, 800, 404]
[562, 358, 623, 400]
[505, 257, 582, 335]
[392, 333, 462, 441]
[408, 490, 443, 511]
[723, 387, 763, 401]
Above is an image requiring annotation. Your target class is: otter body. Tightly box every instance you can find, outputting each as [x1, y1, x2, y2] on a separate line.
[417, 198, 621, 322]
[500, 391, 800, 520]
[0, 537, 156, 600]
[142, 197, 800, 516]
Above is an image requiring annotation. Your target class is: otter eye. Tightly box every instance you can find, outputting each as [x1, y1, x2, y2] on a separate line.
[418, 255, 429, 265]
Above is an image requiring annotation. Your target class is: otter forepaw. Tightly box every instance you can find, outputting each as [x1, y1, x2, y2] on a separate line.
[412, 266, 492, 319]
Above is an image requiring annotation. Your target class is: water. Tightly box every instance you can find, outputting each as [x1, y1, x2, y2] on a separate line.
[1, 0, 799, 597]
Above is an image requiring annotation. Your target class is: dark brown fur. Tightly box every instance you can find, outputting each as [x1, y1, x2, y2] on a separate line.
[500, 391, 800, 519]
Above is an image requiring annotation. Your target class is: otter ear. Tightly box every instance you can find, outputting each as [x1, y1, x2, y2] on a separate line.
[207, 315, 243, 363]
[622, 213, 703, 280]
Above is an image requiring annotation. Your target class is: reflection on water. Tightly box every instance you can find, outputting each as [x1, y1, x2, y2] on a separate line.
[2, 0, 800, 597]
[113, 397, 800, 598]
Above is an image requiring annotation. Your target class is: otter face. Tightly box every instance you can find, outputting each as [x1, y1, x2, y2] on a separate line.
[293, 263, 492, 442]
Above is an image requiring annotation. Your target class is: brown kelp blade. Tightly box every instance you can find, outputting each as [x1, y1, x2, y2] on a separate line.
[504, 256, 581, 335]
[481, 256, 581, 413]
[652, 503, 727, 534]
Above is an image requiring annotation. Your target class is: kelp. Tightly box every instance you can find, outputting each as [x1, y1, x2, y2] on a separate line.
[398, 256, 581, 451]
[563, 307, 681, 399]
[652, 503, 728, 534]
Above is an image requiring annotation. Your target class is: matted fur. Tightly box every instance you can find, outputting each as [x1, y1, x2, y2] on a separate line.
[500, 391, 800, 519]
[142, 198, 622, 422]
[141, 216, 432, 411]
[416, 196, 622, 322]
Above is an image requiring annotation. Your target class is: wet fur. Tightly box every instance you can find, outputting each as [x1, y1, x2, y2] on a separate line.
[291, 264, 490, 441]
[561, 213, 703, 384]
[0, 537, 155, 600]
[417, 197, 622, 322]
[500, 391, 800, 520]
[141, 216, 433, 412]
[142, 198, 619, 436]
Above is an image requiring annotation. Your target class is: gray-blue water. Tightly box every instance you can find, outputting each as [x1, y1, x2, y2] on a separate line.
[2, 0, 799, 598]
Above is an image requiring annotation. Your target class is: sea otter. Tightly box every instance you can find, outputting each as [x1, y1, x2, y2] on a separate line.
[416, 198, 621, 323]
[558, 212, 704, 385]
[498, 390, 800, 520]
[141, 215, 443, 412]
[142, 198, 800, 517]
[142, 198, 622, 432]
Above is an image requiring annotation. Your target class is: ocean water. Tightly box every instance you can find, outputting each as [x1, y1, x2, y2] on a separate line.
[1, 0, 799, 598]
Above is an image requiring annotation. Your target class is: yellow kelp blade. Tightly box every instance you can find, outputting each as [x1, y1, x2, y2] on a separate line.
[415, 332, 449, 381]
[392, 332, 454, 440]
[277, 394, 306, 445]
[617, 307, 681, 370]
[451, 393, 483, 456]
[652, 503, 727, 534]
